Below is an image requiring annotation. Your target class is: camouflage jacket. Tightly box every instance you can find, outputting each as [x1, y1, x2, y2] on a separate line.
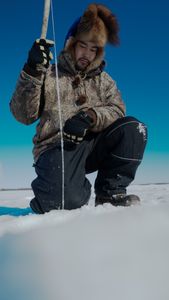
[10, 50, 126, 161]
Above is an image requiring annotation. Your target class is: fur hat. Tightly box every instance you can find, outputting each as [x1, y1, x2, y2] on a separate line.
[65, 3, 119, 51]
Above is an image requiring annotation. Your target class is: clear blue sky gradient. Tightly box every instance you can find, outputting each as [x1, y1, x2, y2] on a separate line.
[0, 0, 169, 187]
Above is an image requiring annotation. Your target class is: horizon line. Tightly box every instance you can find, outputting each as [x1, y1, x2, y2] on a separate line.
[0, 182, 169, 191]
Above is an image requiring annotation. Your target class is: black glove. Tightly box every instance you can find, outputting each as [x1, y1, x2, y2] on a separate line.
[27, 39, 54, 70]
[63, 111, 94, 144]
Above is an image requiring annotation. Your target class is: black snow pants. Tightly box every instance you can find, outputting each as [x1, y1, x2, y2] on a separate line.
[30, 116, 147, 213]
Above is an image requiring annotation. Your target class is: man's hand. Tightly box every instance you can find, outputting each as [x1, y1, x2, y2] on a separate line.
[27, 39, 54, 70]
[63, 111, 94, 144]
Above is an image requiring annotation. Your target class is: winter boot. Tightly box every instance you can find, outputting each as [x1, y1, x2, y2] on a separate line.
[95, 194, 140, 207]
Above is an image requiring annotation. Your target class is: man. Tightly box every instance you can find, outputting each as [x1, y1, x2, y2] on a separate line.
[10, 3, 147, 214]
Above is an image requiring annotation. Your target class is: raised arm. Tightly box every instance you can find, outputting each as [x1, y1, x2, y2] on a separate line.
[10, 39, 54, 125]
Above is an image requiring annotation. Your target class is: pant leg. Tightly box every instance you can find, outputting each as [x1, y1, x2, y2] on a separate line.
[86, 116, 147, 197]
[30, 140, 94, 213]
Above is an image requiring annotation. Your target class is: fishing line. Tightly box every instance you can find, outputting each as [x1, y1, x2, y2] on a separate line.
[50, 0, 65, 209]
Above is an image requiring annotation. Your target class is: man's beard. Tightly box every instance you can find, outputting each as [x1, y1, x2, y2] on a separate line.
[75, 58, 90, 71]
[75, 64, 86, 71]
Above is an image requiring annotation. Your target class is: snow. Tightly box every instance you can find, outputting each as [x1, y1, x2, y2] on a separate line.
[0, 184, 169, 300]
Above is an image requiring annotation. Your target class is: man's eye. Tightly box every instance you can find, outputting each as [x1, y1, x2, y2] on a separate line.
[80, 44, 86, 48]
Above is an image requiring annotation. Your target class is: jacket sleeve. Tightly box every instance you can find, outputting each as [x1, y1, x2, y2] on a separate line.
[10, 70, 45, 125]
[90, 72, 126, 132]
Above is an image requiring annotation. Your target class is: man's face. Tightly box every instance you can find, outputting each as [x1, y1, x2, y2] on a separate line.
[74, 41, 98, 71]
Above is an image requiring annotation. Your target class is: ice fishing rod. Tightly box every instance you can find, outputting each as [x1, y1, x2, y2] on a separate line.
[40, 0, 65, 209]
[41, 0, 51, 39]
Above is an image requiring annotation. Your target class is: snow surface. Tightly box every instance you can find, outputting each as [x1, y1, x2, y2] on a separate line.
[0, 184, 169, 300]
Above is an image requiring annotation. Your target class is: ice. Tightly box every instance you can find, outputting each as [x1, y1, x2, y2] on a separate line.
[0, 184, 169, 300]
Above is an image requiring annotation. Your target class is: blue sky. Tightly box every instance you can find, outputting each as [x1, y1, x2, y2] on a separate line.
[0, 0, 169, 187]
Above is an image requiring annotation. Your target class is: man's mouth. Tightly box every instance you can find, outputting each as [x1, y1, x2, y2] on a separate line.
[79, 58, 89, 65]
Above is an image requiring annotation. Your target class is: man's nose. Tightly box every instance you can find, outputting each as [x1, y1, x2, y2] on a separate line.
[83, 48, 90, 59]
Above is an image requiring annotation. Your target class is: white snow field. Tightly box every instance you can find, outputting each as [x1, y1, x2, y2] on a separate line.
[0, 184, 169, 300]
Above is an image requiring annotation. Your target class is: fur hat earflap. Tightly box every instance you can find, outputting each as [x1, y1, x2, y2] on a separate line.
[65, 3, 119, 50]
